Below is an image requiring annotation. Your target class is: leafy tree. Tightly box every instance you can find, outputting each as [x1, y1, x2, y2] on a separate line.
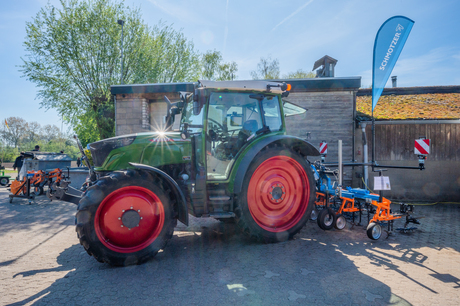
[0, 117, 80, 161]
[250, 56, 280, 80]
[24, 121, 42, 146]
[283, 69, 315, 79]
[0, 117, 28, 148]
[201, 50, 238, 81]
[20, 0, 202, 143]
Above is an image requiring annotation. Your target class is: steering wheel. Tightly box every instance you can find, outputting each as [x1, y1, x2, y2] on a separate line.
[208, 118, 226, 140]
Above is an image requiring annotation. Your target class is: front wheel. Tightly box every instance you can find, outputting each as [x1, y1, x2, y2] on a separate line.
[76, 170, 177, 266]
[235, 146, 315, 243]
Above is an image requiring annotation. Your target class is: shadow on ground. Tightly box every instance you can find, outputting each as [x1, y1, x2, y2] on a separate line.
[2, 187, 459, 305]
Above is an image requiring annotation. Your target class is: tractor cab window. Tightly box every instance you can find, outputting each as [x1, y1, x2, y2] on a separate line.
[180, 98, 203, 134]
[206, 92, 263, 180]
[262, 96, 282, 132]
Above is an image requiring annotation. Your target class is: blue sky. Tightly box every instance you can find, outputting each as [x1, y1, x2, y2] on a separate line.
[1, 0, 460, 130]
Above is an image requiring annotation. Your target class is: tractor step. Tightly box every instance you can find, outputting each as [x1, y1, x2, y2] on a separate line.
[208, 212, 235, 218]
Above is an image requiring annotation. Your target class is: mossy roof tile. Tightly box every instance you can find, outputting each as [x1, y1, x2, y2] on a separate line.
[356, 93, 460, 120]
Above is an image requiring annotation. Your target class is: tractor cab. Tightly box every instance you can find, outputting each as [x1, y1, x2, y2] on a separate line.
[179, 80, 290, 181]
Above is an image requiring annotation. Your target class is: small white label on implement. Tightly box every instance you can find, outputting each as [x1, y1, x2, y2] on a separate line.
[374, 176, 391, 190]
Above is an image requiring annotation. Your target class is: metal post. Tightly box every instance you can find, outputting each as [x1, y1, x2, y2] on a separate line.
[361, 123, 368, 187]
[372, 109, 375, 171]
[118, 19, 125, 84]
[338, 140, 342, 197]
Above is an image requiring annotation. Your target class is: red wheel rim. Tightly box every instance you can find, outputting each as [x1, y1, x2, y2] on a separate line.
[247, 156, 310, 232]
[95, 186, 165, 253]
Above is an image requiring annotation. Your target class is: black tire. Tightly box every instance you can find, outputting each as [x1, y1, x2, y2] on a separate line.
[367, 222, 382, 240]
[33, 186, 44, 196]
[317, 208, 336, 230]
[0, 177, 9, 186]
[235, 146, 315, 243]
[334, 214, 347, 230]
[76, 169, 177, 266]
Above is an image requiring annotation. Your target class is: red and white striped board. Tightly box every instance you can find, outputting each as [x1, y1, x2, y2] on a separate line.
[414, 139, 430, 155]
[319, 142, 327, 154]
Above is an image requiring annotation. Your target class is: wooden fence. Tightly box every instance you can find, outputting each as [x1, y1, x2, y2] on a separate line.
[366, 122, 460, 161]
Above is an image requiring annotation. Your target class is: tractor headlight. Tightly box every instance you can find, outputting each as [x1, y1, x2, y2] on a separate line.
[88, 135, 136, 167]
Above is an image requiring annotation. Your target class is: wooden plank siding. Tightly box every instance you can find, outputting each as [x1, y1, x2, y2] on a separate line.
[286, 91, 355, 183]
[366, 123, 460, 161]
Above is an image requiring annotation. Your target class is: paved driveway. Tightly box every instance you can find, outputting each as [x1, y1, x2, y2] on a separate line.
[1, 187, 459, 306]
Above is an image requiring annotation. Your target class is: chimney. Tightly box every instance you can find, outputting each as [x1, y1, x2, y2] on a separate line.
[313, 55, 338, 78]
[391, 76, 397, 88]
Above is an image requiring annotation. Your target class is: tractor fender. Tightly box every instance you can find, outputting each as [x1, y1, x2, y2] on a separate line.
[233, 135, 320, 194]
[129, 162, 188, 226]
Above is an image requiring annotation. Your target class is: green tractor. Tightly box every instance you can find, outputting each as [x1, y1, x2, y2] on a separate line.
[64, 80, 320, 266]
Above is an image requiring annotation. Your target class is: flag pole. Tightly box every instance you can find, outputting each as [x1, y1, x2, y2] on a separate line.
[371, 107, 375, 171]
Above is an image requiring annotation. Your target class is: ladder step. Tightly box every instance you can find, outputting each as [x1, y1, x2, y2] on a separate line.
[209, 196, 231, 201]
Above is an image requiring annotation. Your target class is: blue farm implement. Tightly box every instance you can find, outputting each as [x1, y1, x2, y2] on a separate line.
[310, 161, 422, 240]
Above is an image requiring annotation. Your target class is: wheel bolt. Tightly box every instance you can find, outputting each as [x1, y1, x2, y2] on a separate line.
[128, 228, 131, 230]
[138, 210, 140, 212]
[130, 206, 133, 209]
[121, 225, 123, 227]
[118, 217, 121, 220]
[122, 210, 125, 212]
[140, 217, 143, 220]
[271, 198, 274, 200]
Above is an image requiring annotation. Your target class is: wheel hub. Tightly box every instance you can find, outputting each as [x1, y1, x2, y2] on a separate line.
[271, 186, 283, 200]
[121, 209, 141, 229]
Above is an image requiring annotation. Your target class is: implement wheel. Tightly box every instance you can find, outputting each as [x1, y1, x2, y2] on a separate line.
[76, 169, 177, 266]
[0, 177, 9, 186]
[367, 222, 382, 240]
[33, 186, 44, 196]
[317, 208, 336, 230]
[334, 214, 347, 230]
[310, 208, 318, 221]
[236, 147, 315, 243]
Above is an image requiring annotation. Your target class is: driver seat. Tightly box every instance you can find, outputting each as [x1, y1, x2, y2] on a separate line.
[236, 120, 259, 150]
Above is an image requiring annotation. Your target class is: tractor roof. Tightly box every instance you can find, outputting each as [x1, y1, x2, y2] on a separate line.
[110, 80, 288, 95]
[198, 80, 286, 94]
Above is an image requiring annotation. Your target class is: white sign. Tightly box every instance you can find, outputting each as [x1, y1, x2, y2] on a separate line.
[374, 176, 391, 191]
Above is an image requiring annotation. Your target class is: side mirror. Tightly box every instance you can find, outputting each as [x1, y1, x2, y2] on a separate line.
[193, 89, 205, 116]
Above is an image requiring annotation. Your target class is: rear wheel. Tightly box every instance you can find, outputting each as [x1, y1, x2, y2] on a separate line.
[76, 169, 177, 266]
[235, 146, 315, 243]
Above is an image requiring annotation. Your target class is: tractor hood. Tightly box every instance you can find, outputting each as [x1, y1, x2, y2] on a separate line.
[89, 132, 192, 171]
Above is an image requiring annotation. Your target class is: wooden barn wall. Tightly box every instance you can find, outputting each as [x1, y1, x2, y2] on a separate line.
[285, 91, 355, 183]
[366, 123, 460, 161]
